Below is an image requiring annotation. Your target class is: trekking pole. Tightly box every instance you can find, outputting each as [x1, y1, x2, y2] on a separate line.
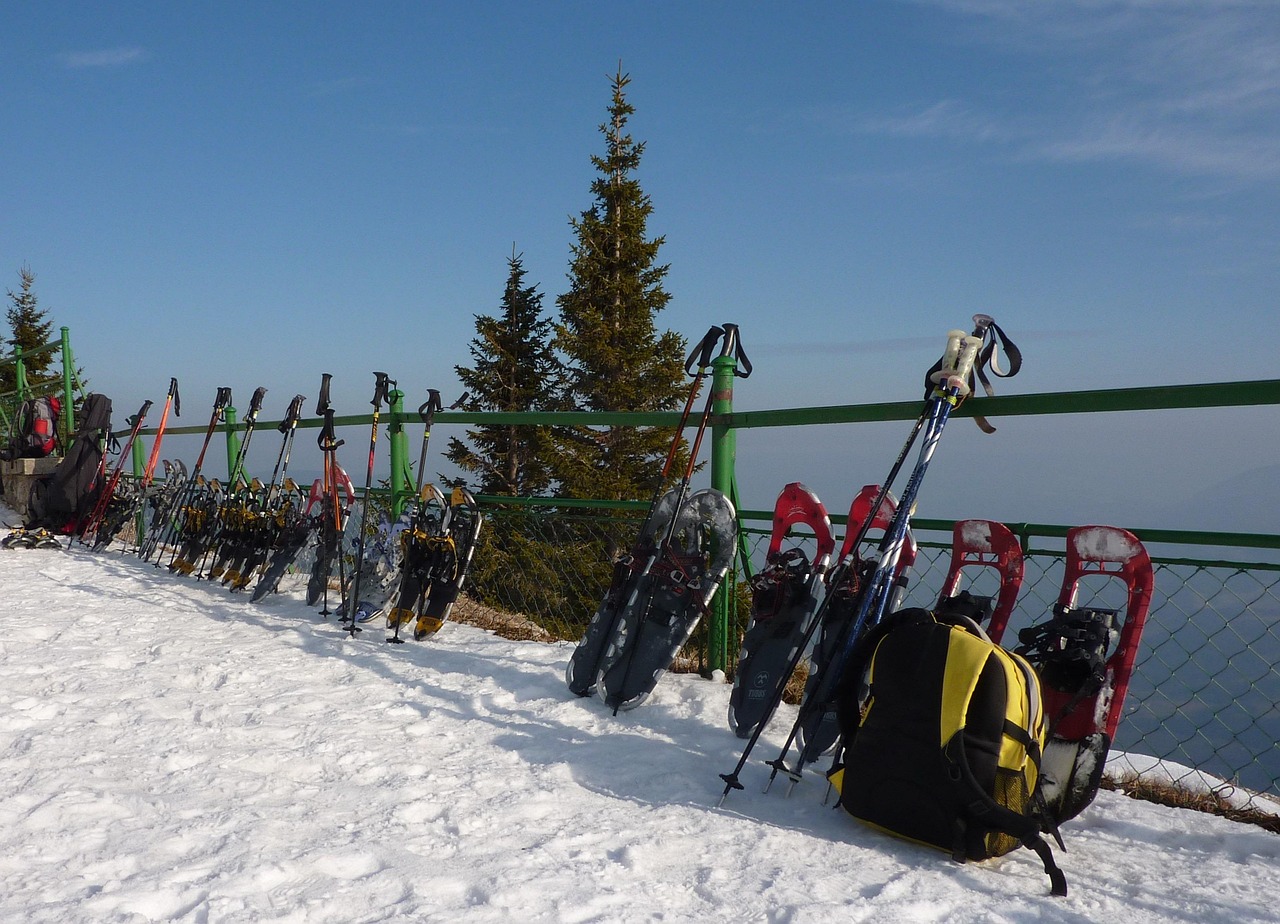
[388, 389, 443, 644]
[120, 377, 180, 552]
[224, 393, 307, 592]
[565, 325, 725, 696]
[313, 374, 347, 616]
[601, 325, 749, 714]
[197, 386, 266, 579]
[263, 394, 307, 507]
[413, 390, 443, 495]
[144, 386, 230, 563]
[79, 400, 153, 544]
[722, 420, 930, 801]
[343, 372, 392, 636]
[142, 378, 180, 485]
[769, 322, 991, 790]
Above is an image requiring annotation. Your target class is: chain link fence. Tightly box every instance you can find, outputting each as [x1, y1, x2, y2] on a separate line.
[465, 501, 1279, 813]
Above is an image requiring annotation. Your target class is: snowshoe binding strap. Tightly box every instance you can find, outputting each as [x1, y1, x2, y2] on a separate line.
[1016, 605, 1117, 700]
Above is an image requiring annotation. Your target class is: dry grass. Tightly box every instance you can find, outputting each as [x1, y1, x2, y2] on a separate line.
[449, 594, 558, 644]
[1101, 773, 1280, 833]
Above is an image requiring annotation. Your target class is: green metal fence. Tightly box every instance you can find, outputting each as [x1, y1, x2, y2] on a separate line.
[129, 374, 1280, 812]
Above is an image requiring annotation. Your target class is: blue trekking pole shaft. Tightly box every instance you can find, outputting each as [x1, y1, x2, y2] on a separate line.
[835, 330, 984, 669]
[784, 328, 985, 781]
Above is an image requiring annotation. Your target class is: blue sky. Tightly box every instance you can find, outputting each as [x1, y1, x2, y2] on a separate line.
[5, 2, 1279, 532]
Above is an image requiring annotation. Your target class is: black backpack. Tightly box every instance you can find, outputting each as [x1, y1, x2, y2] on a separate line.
[828, 601, 1068, 896]
[26, 393, 113, 532]
[1, 394, 61, 461]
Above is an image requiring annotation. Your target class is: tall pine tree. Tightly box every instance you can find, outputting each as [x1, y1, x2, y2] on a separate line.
[553, 66, 687, 501]
[446, 250, 562, 496]
[2, 264, 55, 398]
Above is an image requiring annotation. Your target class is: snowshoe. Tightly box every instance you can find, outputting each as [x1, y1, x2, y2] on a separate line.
[384, 485, 450, 641]
[2, 528, 33, 549]
[413, 487, 482, 641]
[249, 504, 315, 603]
[1008, 525, 1153, 822]
[31, 529, 64, 550]
[565, 488, 683, 696]
[596, 488, 737, 712]
[727, 483, 835, 739]
[794, 485, 916, 762]
[936, 518, 1024, 638]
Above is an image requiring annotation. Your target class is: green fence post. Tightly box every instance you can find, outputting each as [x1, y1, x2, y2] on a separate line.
[131, 421, 148, 543]
[14, 346, 27, 400]
[387, 386, 409, 517]
[708, 351, 739, 677]
[224, 406, 240, 481]
[60, 328, 75, 441]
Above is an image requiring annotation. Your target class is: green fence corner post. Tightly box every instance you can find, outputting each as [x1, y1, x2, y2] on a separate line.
[708, 350, 739, 678]
[224, 406, 241, 482]
[60, 327, 75, 441]
[387, 386, 409, 518]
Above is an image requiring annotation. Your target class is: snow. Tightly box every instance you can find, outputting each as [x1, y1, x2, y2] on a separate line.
[1072, 525, 1144, 563]
[2, 539, 1279, 923]
[958, 519, 994, 552]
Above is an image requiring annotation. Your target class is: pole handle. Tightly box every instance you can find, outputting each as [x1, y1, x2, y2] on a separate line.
[280, 394, 306, 432]
[246, 386, 268, 422]
[719, 323, 753, 378]
[134, 400, 154, 425]
[317, 408, 343, 451]
[316, 373, 333, 416]
[685, 325, 726, 375]
[418, 389, 443, 424]
[372, 372, 391, 408]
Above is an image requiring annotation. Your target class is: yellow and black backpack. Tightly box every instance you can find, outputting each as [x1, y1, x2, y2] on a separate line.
[828, 601, 1068, 896]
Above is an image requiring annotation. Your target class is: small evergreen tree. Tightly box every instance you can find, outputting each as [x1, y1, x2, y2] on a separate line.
[446, 249, 563, 497]
[2, 264, 55, 397]
[552, 65, 687, 502]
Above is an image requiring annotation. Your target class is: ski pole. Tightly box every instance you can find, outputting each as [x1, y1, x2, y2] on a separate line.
[344, 372, 392, 636]
[197, 386, 266, 579]
[221, 393, 307, 592]
[413, 390, 443, 495]
[145, 386, 230, 563]
[565, 325, 725, 696]
[776, 325, 987, 788]
[602, 325, 747, 714]
[263, 394, 307, 507]
[80, 400, 153, 544]
[314, 374, 347, 616]
[122, 378, 180, 553]
[142, 378, 181, 486]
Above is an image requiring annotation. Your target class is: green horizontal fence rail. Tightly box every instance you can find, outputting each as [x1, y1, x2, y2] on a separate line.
[126, 375, 1280, 810]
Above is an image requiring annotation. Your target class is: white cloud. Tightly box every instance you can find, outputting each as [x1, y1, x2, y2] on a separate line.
[870, 2, 1280, 183]
[58, 47, 147, 69]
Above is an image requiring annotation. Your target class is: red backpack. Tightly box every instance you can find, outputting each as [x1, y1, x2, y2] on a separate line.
[3, 395, 61, 460]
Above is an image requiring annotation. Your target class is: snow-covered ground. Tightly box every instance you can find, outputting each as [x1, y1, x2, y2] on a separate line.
[1, 535, 1278, 923]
